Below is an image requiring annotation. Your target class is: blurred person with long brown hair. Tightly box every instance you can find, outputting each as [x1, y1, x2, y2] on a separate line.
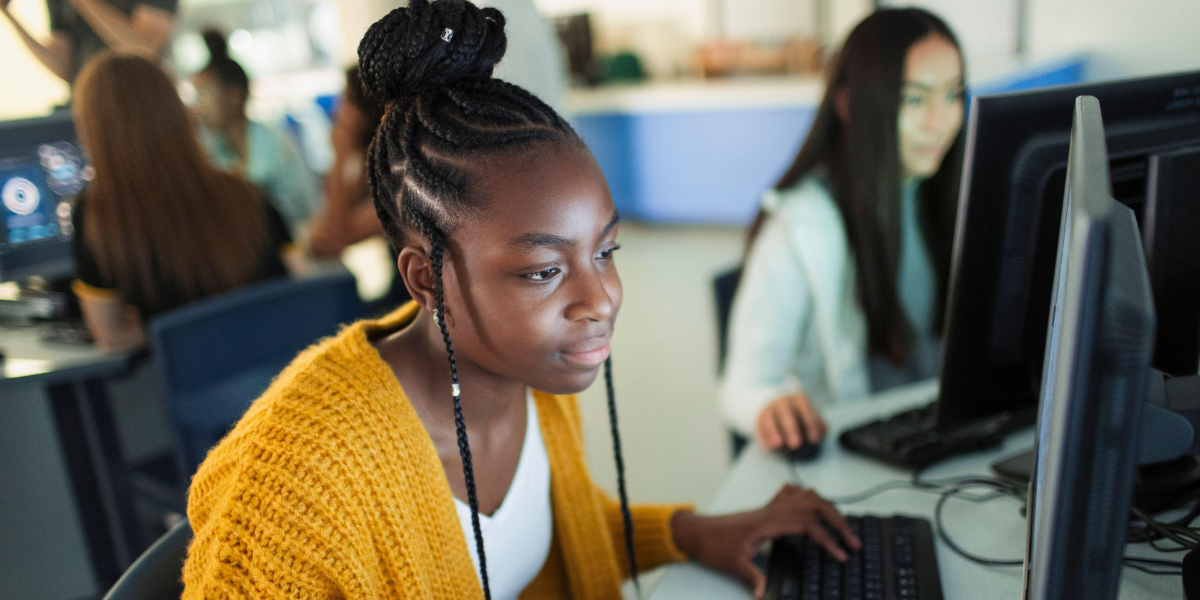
[70, 51, 292, 350]
[721, 8, 967, 454]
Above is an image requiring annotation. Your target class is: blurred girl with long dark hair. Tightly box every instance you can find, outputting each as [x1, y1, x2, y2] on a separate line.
[721, 9, 967, 453]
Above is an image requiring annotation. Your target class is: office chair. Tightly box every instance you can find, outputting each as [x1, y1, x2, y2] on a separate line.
[712, 266, 742, 375]
[144, 271, 364, 504]
[101, 518, 191, 600]
[711, 266, 748, 457]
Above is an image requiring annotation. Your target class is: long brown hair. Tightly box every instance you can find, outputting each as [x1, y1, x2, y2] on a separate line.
[73, 51, 267, 313]
[746, 8, 965, 366]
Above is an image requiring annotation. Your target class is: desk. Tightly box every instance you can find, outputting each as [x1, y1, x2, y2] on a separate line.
[648, 380, 1182, 599]
[0, 324, 139, 593]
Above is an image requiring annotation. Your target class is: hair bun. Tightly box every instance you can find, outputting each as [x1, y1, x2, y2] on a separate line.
[358, 0, 507, 102]
[201, 28, 229, 63]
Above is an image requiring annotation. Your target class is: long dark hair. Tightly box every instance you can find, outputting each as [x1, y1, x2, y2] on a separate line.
[358, 1, 641, 597]
[747, 8, 965, 366]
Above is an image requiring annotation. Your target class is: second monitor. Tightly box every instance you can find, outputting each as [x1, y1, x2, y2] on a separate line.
[840, 70, 1200, 469]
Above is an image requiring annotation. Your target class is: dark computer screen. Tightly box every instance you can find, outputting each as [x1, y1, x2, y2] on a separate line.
[0, 111, 86, 283]
[1022, 96, 1156, 600]
[937, 70, 1200, 428]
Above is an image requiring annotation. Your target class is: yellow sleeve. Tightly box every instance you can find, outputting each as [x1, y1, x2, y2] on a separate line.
[183, 411, 361, 599]
[598, 487, 693, 577]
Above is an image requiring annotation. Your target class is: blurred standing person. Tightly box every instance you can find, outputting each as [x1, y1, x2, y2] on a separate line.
[1, 0, 176, 83]
[193, 31, 320, 236]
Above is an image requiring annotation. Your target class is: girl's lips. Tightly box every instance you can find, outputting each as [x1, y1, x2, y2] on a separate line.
[561, 343, 611, 367]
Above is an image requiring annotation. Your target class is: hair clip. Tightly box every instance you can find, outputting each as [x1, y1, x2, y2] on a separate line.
[441, 28, 454, 43]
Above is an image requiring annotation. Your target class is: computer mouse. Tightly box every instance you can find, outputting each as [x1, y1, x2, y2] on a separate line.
[778, 410, 822, 462]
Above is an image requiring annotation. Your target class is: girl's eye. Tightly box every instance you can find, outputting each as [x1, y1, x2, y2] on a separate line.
[598, 244, 622, 260]
[526, 267, 561, 282]
[904, 94, 924, 106]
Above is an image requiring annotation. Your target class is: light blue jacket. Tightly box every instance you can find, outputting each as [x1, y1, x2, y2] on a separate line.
[721, 177, 871, 437]
[200, 121, 320, 235]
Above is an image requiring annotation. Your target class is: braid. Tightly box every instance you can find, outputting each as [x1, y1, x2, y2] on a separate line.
[359, 3, 631, 597]
[428, 230, 491, 600]
[605, 356, 641, 594]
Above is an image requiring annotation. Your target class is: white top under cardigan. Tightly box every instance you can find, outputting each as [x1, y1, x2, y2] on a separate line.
[453, 389, 552, 600]
[720, 177, 872, 437]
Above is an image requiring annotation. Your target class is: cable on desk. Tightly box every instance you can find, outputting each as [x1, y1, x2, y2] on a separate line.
[933, 479, 1027, 567]
[1123, 556, 1184, 575]
[1129, 505, 1200, 552]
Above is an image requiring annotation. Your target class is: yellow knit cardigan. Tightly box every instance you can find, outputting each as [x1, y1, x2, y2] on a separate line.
[182, 301, 691, 599]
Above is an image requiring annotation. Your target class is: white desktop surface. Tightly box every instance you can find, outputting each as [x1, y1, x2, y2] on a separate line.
[0, 324, 133, 384]
[648, 380, 1183, 600]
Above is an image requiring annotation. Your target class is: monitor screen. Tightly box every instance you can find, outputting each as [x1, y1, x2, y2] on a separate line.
[0, 112, 87, 282]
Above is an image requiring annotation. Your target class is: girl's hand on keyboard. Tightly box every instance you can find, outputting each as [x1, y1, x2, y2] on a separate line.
[670, 483, 861, 599]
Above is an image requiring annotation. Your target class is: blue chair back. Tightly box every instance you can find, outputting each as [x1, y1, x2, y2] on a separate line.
[713, 266, 742, 375]
[149, 272, 363, 473]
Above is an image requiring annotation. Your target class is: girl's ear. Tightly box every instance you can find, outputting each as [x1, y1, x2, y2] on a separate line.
[397, 245, 437, 313]
[834, 86, 851, 124]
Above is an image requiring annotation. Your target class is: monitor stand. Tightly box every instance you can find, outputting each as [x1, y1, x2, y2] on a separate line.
[992, 370, 1200, 514]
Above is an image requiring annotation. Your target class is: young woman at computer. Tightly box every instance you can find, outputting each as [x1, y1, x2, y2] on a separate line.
[181, 2, 859, 599]
[721, 9, 966, 453]
[69, 52, 292, 350]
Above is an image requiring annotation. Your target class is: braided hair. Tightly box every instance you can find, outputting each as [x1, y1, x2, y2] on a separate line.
[357, 1, 640, 597]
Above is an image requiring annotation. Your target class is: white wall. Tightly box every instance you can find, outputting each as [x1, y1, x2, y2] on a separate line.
[893, 0, 1200, 81]
[1027, 0, 1200, 79]
[0, 0, 70, 120]
[337, 0, 398, 63]
[880, 0, 1019, 72]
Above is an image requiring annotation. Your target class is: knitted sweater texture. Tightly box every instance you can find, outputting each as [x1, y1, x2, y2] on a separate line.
[182, 301, 691, 599]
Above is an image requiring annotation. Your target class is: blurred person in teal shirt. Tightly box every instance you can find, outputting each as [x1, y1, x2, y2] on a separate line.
[192, 30, 320, 236]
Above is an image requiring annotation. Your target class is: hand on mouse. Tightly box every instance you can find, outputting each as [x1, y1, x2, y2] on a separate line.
[670, 484, 862, 599]
[756, 392, 827, 451]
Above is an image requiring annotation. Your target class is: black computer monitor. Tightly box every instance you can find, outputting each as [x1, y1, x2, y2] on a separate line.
[937, 70, 1200, 429]
[0, 111, 86, 283]
[1021, 96, 1156, 600]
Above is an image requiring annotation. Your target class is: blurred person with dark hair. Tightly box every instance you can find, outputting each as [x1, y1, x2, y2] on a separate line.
[306, 66, 410, 311]
[308, 66, 386, 258]
[722, 9, 967, 453]
[70, 51, 292, 350]
[192, 30, 320, 236]
[1, 0, 176, 83]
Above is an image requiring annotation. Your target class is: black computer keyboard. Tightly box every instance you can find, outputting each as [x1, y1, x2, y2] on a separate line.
[838, 402, 1035, 468]
[765, 515, 943, 600]
[39, 320, 94, 345]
